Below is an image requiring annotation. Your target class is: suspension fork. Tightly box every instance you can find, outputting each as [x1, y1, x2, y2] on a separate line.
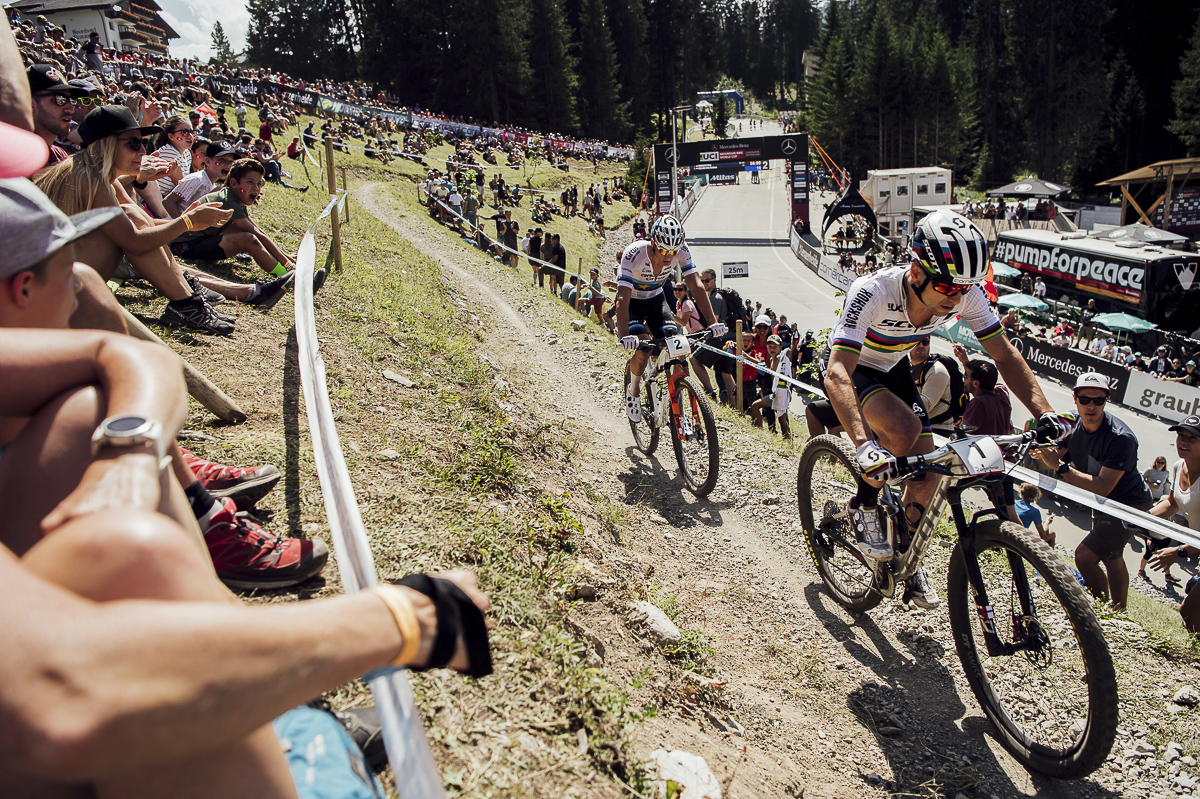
[949, 490, 1016, 657]
[667, 369, 696, 432]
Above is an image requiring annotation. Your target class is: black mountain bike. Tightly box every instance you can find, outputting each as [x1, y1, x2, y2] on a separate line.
[623, 331, 720, 497]
[797, 429, 1117, 778]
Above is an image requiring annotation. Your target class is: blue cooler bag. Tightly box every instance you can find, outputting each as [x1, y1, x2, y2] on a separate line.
[273, 706, 386, 799]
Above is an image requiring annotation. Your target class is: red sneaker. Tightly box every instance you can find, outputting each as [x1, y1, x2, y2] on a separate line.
[203, 499, 328, 590]
[182, 448, 282, 510]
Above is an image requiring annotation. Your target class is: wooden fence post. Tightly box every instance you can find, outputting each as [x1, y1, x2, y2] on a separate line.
[120, 308, 247, 424]
[735, 319, 744, 412]
[324, 138, 343, 272]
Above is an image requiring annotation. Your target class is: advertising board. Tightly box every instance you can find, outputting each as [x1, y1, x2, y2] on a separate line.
[1125, 369, 1200, 422]
[1008, 337, 1131, 403]
[992, 238, 1145, 302]
[709, 173, 739, 185]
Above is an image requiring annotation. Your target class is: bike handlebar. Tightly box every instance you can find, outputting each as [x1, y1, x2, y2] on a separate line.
[636, 329, 715, 352]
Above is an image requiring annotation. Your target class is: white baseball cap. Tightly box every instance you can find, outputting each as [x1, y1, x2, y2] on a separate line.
[1073, 372, 1111, 395]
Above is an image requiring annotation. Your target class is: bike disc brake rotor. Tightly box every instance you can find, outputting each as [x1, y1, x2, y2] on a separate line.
[1015, 614, 1053, 668]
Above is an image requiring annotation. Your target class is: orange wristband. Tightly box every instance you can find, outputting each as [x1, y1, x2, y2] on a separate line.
[368, 585, 421, 667]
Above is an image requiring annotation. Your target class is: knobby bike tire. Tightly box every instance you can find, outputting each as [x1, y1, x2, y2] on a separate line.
[796, 434, 883, 613]
[624, 364, 658, 455]
[947, 519, 1117, 778]
[670, 374, 720, 497]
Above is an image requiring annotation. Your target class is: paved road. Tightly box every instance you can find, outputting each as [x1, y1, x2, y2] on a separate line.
[684, 160, 1195, 598]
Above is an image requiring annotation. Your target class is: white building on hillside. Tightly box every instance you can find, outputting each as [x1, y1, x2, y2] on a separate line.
[9, 0, 177, 55]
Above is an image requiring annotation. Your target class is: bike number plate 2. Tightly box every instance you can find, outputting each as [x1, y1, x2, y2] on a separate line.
[948, 437, 1005, 476]
[664, 335, 691, 359]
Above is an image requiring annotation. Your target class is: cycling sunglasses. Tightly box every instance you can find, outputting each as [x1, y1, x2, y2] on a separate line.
[1074, 394, 1108, 406]
[927, 278, 973, 297]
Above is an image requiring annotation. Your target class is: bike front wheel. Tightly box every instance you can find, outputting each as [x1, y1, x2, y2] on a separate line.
[670, 374, 720, 497]
[947, 519, 1117, 778]
[624, 364, 658, 455]
[796, 434, 882, 613]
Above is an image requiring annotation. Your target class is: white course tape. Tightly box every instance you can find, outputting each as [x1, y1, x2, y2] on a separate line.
[294, 195, 446, 799]
[422, 191, 614, 297]
[693, 340, 827, 398]
[1006, 461, 1200, 549]
[693, 340, 1197, 545]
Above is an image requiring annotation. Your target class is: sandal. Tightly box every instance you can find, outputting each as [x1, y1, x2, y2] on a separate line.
[1138, 570, 1148, 581]
[1166, 574, 1182, 585]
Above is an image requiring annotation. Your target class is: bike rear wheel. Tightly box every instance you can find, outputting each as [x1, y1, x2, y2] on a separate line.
[947, 519, 1117, 778]
[796, 434, 882, 613]
[624, 364, 658, 455]
[670, 375, 720, 497]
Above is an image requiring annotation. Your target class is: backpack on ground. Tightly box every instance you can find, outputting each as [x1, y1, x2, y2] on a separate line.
[919, 353, 967, 425]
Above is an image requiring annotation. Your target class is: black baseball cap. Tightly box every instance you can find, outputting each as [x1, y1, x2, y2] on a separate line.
[27, 64, 87, 96]
[1169, 415, 1200, 437]
[205, 142, 237, 159]
[78, 105, 162, 146]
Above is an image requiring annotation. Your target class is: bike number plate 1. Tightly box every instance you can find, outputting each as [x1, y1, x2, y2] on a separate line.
[947, 437, 1005, 476]
[664, 335, 691, 359]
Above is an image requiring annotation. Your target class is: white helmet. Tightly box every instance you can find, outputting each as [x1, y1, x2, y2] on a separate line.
[650, 214, 685, 251]
[911, 209, 990, 284]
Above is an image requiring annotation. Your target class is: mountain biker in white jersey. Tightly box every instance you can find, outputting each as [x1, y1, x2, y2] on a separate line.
[821, 209, 1067, 608]
[618, 214, 726, 422]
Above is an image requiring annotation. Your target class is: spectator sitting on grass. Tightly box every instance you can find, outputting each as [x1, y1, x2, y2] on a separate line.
[1013, 482, 1054, 547]
[162, 142, 237, 218]
[561, 274, 579, 305]
[168, 158, 307, 284]
[0, 178, 322, 585]
[34, 106, 270, 335]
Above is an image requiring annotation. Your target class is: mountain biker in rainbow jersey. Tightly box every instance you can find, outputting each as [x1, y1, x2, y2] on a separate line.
[821, 209, 1066, 607]
[618, 214, 726, 422]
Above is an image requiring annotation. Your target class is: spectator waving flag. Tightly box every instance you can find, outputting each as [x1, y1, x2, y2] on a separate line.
[194, 102, 219, 123]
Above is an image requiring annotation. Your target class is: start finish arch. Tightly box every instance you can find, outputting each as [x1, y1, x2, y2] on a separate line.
[651, 134, 810, 233]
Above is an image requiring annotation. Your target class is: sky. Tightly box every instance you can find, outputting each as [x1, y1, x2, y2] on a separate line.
[157, 0, 249, 62]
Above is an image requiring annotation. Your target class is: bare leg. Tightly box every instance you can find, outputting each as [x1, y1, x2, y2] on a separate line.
[805, 404, 827, 437]
[219, 231, 277, 273]
[1181, 583, 1200, 633]
[70, 263, 129, 334]
[0, 386, 193, 556]
[1075, 543, 1110, 604]
[1104, 556, 1129, 610]
[180, 266, 255, 301]
[860, 390, 936, 524]
[689, 357, 714, 393]
[19, 510, 297, 799]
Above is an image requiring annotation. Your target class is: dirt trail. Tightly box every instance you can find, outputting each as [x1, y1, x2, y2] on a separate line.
[355, 183, 1151, 799]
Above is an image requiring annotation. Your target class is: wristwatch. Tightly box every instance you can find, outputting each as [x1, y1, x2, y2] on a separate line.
[91, 415, 169, 467]
[1056, 462, 1071, 476]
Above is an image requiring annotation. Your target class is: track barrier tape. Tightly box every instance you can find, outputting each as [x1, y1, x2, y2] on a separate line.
[420, 190, 616, 300]
[294, 194, 446, 799]
[691, 341, 1196, 546]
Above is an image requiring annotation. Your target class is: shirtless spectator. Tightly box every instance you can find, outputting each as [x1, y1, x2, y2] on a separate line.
[0, 177, 328, 585]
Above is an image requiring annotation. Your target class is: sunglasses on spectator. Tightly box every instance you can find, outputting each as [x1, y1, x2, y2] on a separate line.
[700, 277, 714, 284]
[119, 136, 147, 153]
[171, 128, 195, 137]
[75, 96, 103, 107]
[38, 93, 77, 107]
[1074, 394, 1107, 406]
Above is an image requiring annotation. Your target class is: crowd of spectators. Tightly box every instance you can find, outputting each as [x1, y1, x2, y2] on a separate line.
[961, 196, 1059, 224]
[0, 16, 500, 797]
